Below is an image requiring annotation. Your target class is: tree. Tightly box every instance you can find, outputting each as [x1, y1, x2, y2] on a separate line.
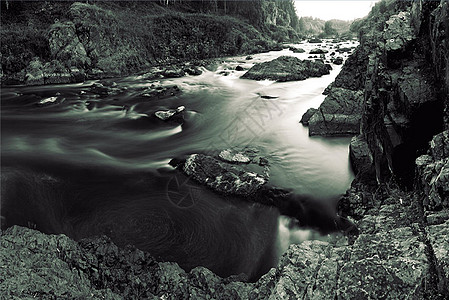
[324, 21, 337, 37]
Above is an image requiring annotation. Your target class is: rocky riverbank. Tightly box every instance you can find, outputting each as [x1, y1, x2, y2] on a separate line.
[1, 0, 448, 299]
[0, 1, 298, 86]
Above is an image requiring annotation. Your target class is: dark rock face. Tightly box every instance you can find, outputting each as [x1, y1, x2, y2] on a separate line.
[241, 56, 332, 82]
[307, 87, 364, 136]
[300, 108, 317, 126]
[349, 135, 376, 181]
[336, 1, 449, 297]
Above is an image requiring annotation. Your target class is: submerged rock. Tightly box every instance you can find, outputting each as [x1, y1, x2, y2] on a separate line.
[155, 106, 185, 123]
[241, 56, 332, 82]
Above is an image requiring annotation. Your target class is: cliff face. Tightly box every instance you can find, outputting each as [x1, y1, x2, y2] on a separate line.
[349, 0, 448, 192]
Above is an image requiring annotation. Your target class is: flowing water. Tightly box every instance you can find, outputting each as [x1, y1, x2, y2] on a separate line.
[1, 42, 356, 280]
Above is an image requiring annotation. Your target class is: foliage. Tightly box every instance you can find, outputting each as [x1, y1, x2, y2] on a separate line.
[1, 0, 298, 79]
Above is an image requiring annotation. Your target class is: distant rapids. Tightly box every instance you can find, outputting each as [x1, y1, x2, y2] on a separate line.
[1, 41, 356, 281]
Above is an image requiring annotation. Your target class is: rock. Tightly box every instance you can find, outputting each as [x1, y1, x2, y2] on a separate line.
[415, 131, 449, 210]
[245, 55, 253, 60]
[430, 131, 449, 161]
[349, 135, 375, 180]
[427, 219, 449, 293]
[219, 149, 251, 163]
[183, 66, 202, 76]
[308, 38, 323, 43]
[384, 11, 415, 52]
[289, 46, 305, 53]
[241, 56, 332, 82]
[0, 226, 122, 299]
[259, 95, 278, 99]
[300, 108, 317, 126]
[154, 106, 185, 123]
[308, 87, 364, 136]
[235, 65, 245, 71]
[182, 154, 267, 196]
[336, 47, 352, 53]
[333, 57, 344, 65]
[338, 226, 430, 300]
[309, 48, 328, 54]
[48, 21, 90, 68]
[141, 85, 181, 99]
[161, 68, 185, 78]
[38, 96, 59, 106]
[309, 113, 360, 136]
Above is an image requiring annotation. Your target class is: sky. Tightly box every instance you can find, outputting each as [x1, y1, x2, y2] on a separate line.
[294, 0, 380, 21]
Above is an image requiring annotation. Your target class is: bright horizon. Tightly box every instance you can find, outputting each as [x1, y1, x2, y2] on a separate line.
[294, 0, 380, 21]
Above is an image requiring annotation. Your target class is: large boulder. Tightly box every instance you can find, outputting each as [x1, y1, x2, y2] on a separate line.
[309, 48, 328, 54]
[241, 56, 332, 82]
[182, 154, 267, 196]
[48, 21, 90, 68]
[306, 87, 364, 136]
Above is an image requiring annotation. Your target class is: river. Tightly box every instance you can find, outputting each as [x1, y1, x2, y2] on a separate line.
[1, 41, 356, 281]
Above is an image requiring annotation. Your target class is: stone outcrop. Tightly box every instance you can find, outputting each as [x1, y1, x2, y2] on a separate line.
[181, 153, 268, 196]
[241, 56, 332, 82]
[308, 87, 364, 136]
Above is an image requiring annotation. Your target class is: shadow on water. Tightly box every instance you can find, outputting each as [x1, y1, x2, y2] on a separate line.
[1, 164, 279, 282]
